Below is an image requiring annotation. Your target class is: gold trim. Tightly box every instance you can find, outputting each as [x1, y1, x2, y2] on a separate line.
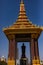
[8, 59, 15, 65]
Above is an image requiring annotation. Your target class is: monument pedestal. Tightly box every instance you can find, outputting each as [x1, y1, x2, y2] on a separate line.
[20, 58, 28, 65]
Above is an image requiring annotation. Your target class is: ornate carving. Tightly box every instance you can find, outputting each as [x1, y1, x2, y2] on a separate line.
[8, 34, 15, 40]
[31, 33, 39, 39]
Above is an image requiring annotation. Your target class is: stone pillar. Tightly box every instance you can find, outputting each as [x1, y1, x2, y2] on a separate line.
[34, 38, 40, 65]
[8, 35, 16, 65]
[30, 34, 40, 65]
[35, 39, 39, 59]
[30, 36, 35, 65]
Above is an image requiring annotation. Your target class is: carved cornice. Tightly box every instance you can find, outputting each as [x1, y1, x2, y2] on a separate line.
[4, 28, 41, 35]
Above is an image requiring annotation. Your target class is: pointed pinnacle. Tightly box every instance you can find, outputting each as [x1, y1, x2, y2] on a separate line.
[21, 0, 24, 3]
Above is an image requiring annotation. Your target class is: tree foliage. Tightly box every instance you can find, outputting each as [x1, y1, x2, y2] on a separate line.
[0, 61, 7, 65]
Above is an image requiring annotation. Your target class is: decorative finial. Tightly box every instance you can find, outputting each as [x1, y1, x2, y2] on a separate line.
[21, 0, 24, 3]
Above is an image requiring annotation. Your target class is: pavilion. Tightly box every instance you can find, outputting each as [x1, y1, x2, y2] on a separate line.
[3, 0, 43, 65]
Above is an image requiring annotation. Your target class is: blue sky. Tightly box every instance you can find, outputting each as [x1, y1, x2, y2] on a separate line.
[0, 0, 43, 61]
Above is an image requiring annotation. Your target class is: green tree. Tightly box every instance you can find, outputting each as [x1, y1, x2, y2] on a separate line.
[0, 61, 7, 65]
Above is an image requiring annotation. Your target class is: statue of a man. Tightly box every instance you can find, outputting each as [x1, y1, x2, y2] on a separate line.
[21, 43, 26, 58]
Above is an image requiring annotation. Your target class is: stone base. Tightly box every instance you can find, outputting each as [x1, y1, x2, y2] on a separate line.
[7, 59, 15, 65]
[20, 58, 28, 65]
[32, 59, 40, 65]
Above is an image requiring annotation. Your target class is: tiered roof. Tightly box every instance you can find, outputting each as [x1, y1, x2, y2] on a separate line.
[3, 0, 43, 35]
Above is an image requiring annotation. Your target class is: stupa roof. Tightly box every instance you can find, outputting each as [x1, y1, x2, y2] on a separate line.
[3, 0, 43, 35]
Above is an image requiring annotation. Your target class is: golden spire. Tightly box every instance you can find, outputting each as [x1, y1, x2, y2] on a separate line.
[20, 0, 25, 12]
[16, 0, 28, 23]
[21, 0, 24, 3]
